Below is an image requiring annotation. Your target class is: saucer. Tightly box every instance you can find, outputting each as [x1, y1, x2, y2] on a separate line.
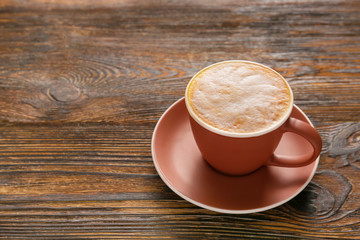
[152, 98, 319, 214]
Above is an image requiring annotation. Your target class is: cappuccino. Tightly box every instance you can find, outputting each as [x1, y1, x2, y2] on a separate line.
[186, 61, 292, 134]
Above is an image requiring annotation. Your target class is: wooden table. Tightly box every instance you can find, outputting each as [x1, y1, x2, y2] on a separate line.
[0, 0, 359, 238]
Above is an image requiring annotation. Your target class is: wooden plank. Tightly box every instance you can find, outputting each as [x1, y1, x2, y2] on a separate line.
[0, 0, 359, 238]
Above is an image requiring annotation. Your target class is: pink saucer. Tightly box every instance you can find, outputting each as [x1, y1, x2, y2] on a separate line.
[152, 98, 319, 214]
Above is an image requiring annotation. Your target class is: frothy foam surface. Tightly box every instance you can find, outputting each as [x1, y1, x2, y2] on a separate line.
[187, 61, 291, 133]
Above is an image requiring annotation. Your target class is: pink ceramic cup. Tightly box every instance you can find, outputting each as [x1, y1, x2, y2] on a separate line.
[185, 60, 322, 176]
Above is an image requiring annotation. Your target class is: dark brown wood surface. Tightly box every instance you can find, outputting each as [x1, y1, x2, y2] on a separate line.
[0, 0, 359, 239]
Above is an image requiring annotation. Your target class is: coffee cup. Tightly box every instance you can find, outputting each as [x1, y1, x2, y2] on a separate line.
[185, 60, 322, 175]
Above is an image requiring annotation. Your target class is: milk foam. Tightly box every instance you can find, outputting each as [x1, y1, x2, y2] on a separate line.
[187, 62, 291, 133]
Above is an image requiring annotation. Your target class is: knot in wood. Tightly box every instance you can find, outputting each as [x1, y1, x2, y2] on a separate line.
[329, 123, 360, 156]
[48, 82, 81, 102]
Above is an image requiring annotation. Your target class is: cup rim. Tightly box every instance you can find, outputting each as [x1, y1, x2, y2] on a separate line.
[185, 60, 294, 138]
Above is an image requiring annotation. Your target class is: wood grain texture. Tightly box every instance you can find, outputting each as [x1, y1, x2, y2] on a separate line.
[0, 0, 359, 239]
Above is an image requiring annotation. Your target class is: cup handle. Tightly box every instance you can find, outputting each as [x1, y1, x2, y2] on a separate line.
[267, 117, 322, 167]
